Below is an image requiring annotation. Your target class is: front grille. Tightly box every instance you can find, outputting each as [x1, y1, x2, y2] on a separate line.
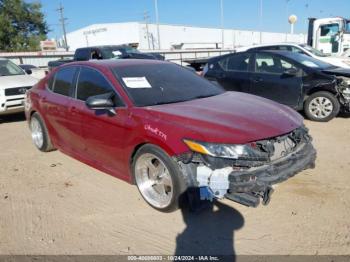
[5, 86, 32, 96]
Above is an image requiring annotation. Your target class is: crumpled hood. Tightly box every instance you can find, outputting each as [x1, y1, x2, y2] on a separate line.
[0, 75, 38, 90]
[144, 92, 303, 144]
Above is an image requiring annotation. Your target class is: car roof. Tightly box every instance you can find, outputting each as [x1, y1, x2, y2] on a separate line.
[63, 59, 169, 69]
[235, 42, 303, 52]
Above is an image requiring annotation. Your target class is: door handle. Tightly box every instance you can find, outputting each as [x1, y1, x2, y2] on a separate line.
[252, 77, 263, 83]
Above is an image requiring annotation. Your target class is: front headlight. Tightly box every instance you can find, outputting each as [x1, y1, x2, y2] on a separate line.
[183, 139, 269, 161]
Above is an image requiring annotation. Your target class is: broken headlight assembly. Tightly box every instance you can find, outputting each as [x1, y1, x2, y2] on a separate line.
[183, 139, 269, 161]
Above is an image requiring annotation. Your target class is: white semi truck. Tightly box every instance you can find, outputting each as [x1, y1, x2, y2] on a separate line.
[308, 17, 350, 56]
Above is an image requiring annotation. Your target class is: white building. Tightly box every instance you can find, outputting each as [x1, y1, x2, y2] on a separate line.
[64, 22, 307, 51]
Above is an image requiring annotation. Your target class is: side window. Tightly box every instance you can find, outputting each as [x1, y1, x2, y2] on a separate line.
[320, 23, 340, 37]
[255, 53, 299, 74]
[218, 54, 250, 72]
[255, 53, 276, 73]
[52, 67, 77, 96]
[76, 67, 123, 106]
[75, 48, 90, 61]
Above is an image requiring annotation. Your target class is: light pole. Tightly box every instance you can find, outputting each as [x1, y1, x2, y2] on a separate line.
[220, 0, 224, 49]
[154, 0, 161, 50]
[259, 0, 263, 44]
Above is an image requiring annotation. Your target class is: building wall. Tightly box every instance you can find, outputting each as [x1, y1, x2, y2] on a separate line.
[65, 22, 306, 51]
[65, 22, 140, 50]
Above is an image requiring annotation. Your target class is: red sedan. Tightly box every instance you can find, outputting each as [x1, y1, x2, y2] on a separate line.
[25, 59, 316, 212]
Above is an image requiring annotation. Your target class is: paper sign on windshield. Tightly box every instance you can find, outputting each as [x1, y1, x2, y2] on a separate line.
[122, 77, 152, 88]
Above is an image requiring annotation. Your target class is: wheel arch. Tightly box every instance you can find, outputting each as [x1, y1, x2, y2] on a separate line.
[128, 139, 183, 184]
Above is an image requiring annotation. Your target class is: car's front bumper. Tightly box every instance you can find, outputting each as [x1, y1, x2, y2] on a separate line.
[0, 95, 25, 115]
[225, 141, 316, 207]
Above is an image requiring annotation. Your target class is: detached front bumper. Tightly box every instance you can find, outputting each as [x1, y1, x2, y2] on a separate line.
[225, 142, 316, 207]
[228, 142, 316, 193]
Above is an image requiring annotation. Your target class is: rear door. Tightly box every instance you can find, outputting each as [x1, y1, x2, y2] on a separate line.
[249, 52, 303, 108]
[206, 53, 252, 92]
[41, 66, 78, 150]
[74, 66, 128, 176]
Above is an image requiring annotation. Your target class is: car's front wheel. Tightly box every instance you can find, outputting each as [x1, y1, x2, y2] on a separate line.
[30, 113, 55, 152]
[304, 91, 340, 122]
[133, 144, 187, 212]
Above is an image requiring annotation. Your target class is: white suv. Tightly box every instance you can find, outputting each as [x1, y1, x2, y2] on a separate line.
[0, 58, 38, 115]
[236, 43, 350, 69]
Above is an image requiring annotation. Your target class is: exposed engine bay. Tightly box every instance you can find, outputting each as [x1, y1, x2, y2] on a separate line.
[336, 76, 350, 111]
[176, 126, 317, 207]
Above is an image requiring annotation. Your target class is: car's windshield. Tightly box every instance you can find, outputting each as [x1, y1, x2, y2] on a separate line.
[0, 60, 25, 76]
[300, 44, 329, 57]
[123, 46, 141, 54]
[289, 53, 334, 69]
[112, 63, 224, 107]
[102, 46, 140, 59]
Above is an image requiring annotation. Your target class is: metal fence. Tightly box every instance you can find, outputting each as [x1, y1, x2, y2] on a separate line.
[0, 49, 235, 68]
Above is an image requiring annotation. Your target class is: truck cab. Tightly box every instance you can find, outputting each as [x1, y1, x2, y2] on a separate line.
[308, 17, 350, 56]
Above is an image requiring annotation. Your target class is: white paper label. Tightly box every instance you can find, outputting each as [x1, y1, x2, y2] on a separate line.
[122, 77, 152, 88]
[112, 50, 122, 56]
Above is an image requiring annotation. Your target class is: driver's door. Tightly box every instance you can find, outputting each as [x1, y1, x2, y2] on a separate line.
[249, 52, 303, 108]
[74, 66, 128, 177]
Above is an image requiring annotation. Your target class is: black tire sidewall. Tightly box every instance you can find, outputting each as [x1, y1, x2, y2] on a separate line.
[304, 91, 340, 122]
[132, 144, 187, 212]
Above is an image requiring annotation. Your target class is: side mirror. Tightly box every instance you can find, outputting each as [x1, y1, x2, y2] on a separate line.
[85, 93, 116, 115]
[25, 69, 32, 75]
[283, 68, 298, 77]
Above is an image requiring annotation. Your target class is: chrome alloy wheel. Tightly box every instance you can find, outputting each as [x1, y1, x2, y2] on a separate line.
[308, 96, 333, 119]
[30, 117, 44, 149]
[134, 153, 173, 208]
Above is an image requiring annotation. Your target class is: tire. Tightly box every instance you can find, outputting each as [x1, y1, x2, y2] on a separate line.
[304, 91, 340, 122]
[132, 144, 187, 212]
[30, 113, 55, 152]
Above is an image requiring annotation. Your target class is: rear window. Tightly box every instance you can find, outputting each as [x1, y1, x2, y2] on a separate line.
[112, 63, 223, 107]
[53, 67, 77, 96]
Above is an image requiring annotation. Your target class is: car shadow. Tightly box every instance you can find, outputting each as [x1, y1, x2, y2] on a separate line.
[0, 113, 26, 124]
[175, 191, 244, 261]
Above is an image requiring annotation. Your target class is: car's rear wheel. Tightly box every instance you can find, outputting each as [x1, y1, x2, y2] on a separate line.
[304, 91, 340, 122]
[133, 144, 187, 212]
[30, 113, 55, 152]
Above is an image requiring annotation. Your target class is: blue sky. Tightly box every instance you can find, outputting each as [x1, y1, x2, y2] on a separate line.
[33, 0, 350, 39]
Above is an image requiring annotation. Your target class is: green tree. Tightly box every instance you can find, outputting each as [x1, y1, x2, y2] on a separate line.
[0, 0, 48, 51]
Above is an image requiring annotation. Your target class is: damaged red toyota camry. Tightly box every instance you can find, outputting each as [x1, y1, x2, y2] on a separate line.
[25, 59, 316, 212]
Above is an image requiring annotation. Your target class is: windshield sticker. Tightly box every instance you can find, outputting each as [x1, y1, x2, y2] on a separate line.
[144, 124, 167, 140]
[112, 50, 122, 56]
[122, 77, 152, 88]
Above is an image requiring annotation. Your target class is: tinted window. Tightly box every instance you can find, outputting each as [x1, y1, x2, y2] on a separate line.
[112, 63, 223, 107]
[219, 53, 250, 72]
[320, 23, 339, 37]
[77, 67, 114, 101]
[75, 48, 90, 61]
[255, 53, 298, 74]
[53, 67, 76, 96]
